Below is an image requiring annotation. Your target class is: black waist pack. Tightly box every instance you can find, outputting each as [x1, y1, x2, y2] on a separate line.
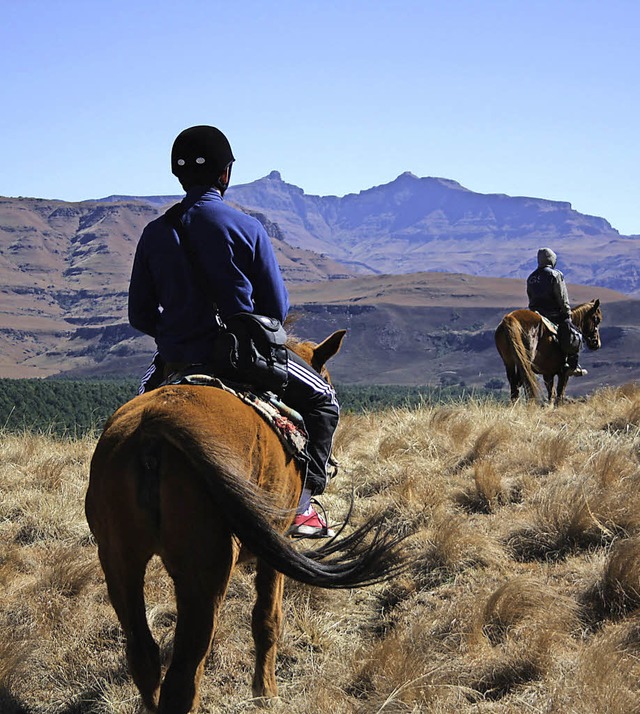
[213, 312, 289, 394]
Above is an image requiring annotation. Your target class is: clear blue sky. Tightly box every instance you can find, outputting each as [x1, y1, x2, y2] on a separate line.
[2, 0, 638, 234]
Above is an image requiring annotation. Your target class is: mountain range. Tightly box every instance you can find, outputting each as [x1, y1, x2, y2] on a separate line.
[0, 174, 638, 392]
[101, 171, 640, 295]
[226, 171, 640, 294]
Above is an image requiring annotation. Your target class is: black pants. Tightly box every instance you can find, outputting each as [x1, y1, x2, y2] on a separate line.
[566, 353, 580, 369]
[556, 319, 582, 364]
[138, 351, 164, 394]
[138, 350, 339, 496]
[281, 351, 339, 496]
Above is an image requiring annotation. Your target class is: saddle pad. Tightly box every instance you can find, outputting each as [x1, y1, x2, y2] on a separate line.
[535, 313, 558, 335]
[173, 373, 308, 462]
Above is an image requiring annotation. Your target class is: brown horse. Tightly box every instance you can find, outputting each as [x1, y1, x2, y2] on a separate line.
[85, 330, 406, 714]
[495, 299, 602, 405]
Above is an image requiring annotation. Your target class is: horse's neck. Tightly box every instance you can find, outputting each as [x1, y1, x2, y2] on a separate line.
[571, 304, 589, 330]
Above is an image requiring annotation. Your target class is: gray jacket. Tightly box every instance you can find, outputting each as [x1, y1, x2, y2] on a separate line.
[526, 248, 571, 321]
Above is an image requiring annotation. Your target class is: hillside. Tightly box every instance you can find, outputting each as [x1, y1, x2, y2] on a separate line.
[1, 265, 636, 400]
[0, 187, 638, 392]
[286, 275, 638, 395]
[0, 195, 353, 294]
[0, 195, 354, 377]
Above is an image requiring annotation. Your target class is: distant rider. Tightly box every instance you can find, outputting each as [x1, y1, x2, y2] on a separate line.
[526, 247, 587, 377]
[128, 124, 338, 538]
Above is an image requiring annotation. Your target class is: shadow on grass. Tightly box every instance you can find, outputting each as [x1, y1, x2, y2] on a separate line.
[0, 687, 32, 714]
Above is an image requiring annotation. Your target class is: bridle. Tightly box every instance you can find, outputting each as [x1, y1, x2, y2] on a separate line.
[581, 307, 602, 350]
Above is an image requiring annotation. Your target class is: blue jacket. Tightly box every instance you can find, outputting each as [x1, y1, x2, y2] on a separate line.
[128, 186, 289, 363]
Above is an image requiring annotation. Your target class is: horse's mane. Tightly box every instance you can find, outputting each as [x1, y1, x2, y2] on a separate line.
[571, 300, 601, 332]
[284, 333, 302, 349]
[284, 314, 303, 350]
[572, 300, 598, 321]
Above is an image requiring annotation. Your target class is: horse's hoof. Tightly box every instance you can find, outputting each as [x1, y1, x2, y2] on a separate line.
[252, 694, 281, 709]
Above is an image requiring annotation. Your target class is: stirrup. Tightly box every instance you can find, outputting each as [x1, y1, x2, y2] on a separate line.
[287, 499, 335, 539]
[564, 362, 587, 376]
[568, 366, 588, 377]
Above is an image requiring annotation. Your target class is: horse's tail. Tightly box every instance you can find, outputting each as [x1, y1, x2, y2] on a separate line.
[501, 313, 540, 400]
[137, 409, 408, 589]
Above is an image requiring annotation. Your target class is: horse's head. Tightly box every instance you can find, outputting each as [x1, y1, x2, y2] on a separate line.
[581, 299, 602, 351]
[288, 329, 347, 383]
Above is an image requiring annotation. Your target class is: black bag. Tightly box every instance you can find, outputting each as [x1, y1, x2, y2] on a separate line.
[558, 320, 582, 355]
[213, 312, 289, 394]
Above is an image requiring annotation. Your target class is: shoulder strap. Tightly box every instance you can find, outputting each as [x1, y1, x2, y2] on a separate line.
[164, 204, 222, 321]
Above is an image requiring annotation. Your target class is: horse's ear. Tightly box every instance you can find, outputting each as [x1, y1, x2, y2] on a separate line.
[313, 329, 347, 370]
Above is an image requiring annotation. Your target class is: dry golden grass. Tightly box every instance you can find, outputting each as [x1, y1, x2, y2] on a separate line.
[1, 383, 640, 712]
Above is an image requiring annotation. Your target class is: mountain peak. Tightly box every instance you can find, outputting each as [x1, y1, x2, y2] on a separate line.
[390, 172, 466, 192]
[224, 171, 634, 291]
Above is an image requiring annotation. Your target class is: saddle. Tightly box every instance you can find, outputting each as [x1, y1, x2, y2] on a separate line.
[164, 370, 308, 465]
[535, 312, 558, 335]
[534, 312, 582, 354]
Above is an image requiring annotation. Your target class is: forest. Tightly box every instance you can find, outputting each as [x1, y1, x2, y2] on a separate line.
[0, 378, 503, 435]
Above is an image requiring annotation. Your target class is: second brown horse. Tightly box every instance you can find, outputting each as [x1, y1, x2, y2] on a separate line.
[495, 299, 602, 405]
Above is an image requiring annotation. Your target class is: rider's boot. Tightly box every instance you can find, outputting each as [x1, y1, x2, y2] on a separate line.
[288, 487, 335, 538]
[564, 353, 588, 377]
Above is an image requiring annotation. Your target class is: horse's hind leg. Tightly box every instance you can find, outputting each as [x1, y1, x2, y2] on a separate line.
[158, 537, 239, 714]
[506, 365, 521, 402]
[98, 544, 160, 712]
[252, 562, 285, 700]
[555, 372, 570, 406]
[544, 375, 555, 404]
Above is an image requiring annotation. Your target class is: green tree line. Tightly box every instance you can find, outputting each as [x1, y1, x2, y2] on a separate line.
[0, 379, 504, 436]
[0, 378, 138, 436]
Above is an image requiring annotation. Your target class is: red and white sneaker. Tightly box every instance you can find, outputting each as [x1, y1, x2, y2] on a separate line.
[288, 506, 335, 539]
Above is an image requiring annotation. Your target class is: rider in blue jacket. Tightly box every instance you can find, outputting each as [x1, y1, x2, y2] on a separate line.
[129, 187, 289, 364]
[129, 125, 338, 538]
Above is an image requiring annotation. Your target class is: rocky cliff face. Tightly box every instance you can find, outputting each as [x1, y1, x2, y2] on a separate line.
[0, 194, 356, 377]
[0, 195, 355, 318]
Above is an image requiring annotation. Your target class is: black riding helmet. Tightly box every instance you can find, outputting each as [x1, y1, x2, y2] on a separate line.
[171, 125, 235, 192]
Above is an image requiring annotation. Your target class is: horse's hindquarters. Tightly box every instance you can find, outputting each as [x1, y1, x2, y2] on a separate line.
[495, 311, 543, 401]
